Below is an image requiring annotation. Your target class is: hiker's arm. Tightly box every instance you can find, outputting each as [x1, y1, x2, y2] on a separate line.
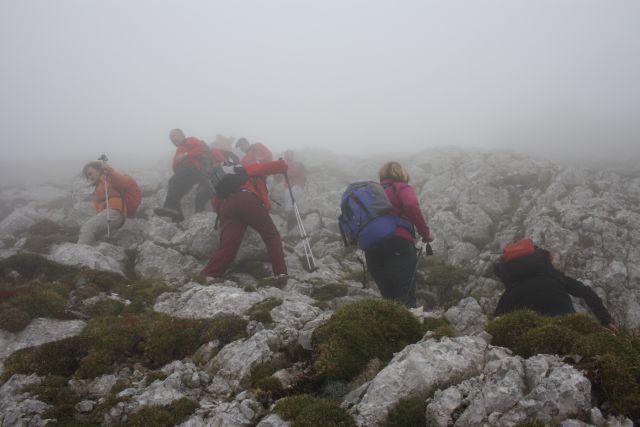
[245, 160, 287, 177]
[562, 274, 613, 326]
[400, 186, 432, 240]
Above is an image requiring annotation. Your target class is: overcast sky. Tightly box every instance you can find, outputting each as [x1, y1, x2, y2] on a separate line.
[1, 1, 639, 183]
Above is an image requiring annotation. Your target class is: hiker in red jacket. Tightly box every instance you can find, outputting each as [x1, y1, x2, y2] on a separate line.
[494, 239, 619, 333]
[155, 128, 212, 222]
[78, 160, 129, 244]
[365, 161, 435, 308]
[200, 160, 288, 279]
[236, 138, 273, 166]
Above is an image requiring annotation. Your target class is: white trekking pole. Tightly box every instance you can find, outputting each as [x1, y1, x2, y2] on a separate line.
[99, 154, 111, 239]
[284, 172, 316, 271]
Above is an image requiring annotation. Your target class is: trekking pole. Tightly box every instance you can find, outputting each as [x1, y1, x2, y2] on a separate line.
[99, 154, 111, 238]
[406, 242, 433, 306]
[283, 172, 317, 271]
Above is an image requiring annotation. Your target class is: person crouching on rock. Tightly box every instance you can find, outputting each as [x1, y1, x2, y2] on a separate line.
[366, 161, 435, 308]
[493, 239, 619, 334]
[78, 160, 127, 245]
[200, 160, 289, 280]
[154, 128, 212, 222]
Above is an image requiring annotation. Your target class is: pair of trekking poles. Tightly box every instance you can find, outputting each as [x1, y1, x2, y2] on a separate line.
[283, 172, 317, 272]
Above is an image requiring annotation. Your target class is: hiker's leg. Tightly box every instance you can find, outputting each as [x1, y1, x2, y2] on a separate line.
[194, 181, 213, 213]
[239, 193, 287, 275]
[200, 194, 248, 277]
[77, 209, 124, 245]
[365, 243, 394, 300]
[164, 163, 200, 212]
[385, 236, 418, 308]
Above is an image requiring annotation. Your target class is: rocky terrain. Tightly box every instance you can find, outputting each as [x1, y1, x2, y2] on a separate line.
[0, 147, 638, 426]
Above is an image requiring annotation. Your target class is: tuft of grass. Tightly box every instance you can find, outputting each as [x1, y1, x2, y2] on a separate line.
[116, 397, 199, 427]
[0, 306, 31, 332]
[423, 317, 456, 338]
[487, 311, 640, 422]
[311, 299, 423, 382]
[0, 253, 77, 282]
[275, 394, 356, 427]
[11, 289, 67, 319]
[257, 275, 289, 289]
[82, 299, 126, 317]
[310, 283, 349, 301]
[383, 396, 427, 427]
[248, 298, 283, 323]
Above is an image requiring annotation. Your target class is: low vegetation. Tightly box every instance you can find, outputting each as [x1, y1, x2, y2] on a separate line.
[311, 299, 423, 382]
[274, 394, 356, 427]
[116, 397, 199, 427]
[415, 259, 470, 309]
[488, 310, 640, 422]
[383, 396, 427, 427]
[248, 297, 283, 323]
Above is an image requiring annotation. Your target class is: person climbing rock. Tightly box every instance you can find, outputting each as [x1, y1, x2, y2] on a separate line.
[78, 160, 132, 244]
[155, 128, 212, 221]
[364, 161, 435, 309]
[200, 159, 288, 279]
[235, 138, 273, 166]
[493, 238, 619, 333]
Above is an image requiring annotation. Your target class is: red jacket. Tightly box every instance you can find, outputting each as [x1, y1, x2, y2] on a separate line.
[240, 142, 273, 166]
[211, 160, 288, 211]
[381, 178, 431, 242]
[172, 137, 208, 171]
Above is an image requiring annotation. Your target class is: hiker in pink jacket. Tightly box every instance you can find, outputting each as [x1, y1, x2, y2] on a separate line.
[365, 161, 435, 308]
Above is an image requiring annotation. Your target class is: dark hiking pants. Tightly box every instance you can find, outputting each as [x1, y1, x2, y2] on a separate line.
[365, 236, 418, 308]
[164, 161, 213, 214]
[200, 191, 287, 277]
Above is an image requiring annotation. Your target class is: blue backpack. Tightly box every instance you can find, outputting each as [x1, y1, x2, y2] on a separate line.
[338, 181, 412, 250]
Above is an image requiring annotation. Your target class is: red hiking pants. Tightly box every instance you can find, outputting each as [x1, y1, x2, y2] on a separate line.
[200, 191, 287, 277]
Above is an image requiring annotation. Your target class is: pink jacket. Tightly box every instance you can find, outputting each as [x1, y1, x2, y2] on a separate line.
[381, 178, 431, 242]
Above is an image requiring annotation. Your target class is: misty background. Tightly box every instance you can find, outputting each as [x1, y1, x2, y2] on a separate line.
[1, 0, 639, 185]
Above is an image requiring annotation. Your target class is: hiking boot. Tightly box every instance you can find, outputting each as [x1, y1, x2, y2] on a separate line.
[154, 207, 184, 222]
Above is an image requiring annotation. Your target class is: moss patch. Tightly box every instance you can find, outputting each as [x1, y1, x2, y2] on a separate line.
[257, 275, 289, 289]
[312, 299, 423, 382]
[423, 317, 456, 338]
[248, 298, 283, 323]
[310, 283, 349, 301]
[116, 397, 199, 427]
[0, 253, 77, 282]
[383, 396, 427, 427]
[0, 306, 31, 332]
[275, 394, 356, 427]
[488, 311, 640, 422]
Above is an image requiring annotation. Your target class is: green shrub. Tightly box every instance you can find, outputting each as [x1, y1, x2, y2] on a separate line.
[201, 315, 248, 345]
[423, 316, 456, 338]
[275, 394, 356, 427]
[117, 397, 199, 427]
[248, 298, 283, 323]
[311, 283, 349, 301]
[12, 289, 67, 318]
[487, 310, 640, 422]
[3, 336, 90, 380]
[0, 253, 77, 282]
[312, 299, 423, 382]
[82, 299, 126, 317]
[0, 306, 31, 332]
[383, 396, 426, 427]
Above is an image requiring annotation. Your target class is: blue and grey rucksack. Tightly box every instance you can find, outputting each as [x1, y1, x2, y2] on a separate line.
[338, 181, 412, 250]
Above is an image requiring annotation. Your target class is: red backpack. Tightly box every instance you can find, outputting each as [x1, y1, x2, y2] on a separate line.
[115, 175, 142, 217]
[501, 239, 535, 262]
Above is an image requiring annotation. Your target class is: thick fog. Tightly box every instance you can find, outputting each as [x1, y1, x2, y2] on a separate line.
[1, 1, 639, 184]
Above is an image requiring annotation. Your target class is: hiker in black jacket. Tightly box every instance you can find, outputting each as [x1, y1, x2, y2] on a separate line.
[493, 239, 619, 333]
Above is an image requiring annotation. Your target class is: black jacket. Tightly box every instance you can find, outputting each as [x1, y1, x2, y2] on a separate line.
[494, 252, 612, 325]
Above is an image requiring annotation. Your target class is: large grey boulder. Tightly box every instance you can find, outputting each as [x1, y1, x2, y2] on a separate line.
[0, 374, 49, 427]
[426, 351, 592, 426]
[180, 391, 262, 427]
[0, 205, 46, 241]
[171, 212, 218, 259]
[134, 241, 200, 283]
[444, 297, 488, 335]
[0, 319, 86, 367]
[351, 335, 488, 426]
[49, 242, 126, 275]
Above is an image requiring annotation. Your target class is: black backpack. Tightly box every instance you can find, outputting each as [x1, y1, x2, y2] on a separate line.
[208, 163, 249, 198]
